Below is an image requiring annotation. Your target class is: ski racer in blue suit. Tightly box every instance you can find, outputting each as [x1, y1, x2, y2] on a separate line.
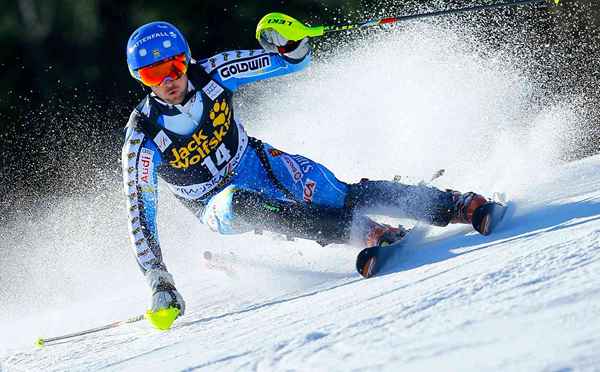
[124, 21, 491, 327]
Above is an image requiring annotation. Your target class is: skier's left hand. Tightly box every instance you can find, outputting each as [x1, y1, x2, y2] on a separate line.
[258, 29, 310, 61]
[145, 269, 186, 315]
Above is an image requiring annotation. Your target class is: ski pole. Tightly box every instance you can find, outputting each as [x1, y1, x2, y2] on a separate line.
[35, 314, 144, 348]
[256, 0, 561, 41]
[393, 168, 446, 185]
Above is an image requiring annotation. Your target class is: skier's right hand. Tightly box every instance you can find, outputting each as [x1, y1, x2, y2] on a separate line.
[258, 29, 310, 61]
[145, 269, 186, 316]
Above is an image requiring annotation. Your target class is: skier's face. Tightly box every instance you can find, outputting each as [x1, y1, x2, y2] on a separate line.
[150, 74, 188, 105]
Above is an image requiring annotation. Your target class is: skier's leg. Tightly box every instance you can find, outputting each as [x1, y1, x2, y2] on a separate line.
[253, 143, 487, 229]
[230, 189, 354, 245]
[197, 143, 356, 244]
[200, 179, 487, 245]
[255, 142, 349, 209]
[200, 185, 355, 245]
[248, 142, 411, 246]
[200, 142, 387, 246]
[201, 142, 487, 246]
[345, 179, 487, 227]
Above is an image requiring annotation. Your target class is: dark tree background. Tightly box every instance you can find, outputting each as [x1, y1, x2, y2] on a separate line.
[1, 0, 599, 216]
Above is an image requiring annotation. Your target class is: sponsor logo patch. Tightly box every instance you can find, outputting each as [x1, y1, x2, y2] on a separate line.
[167, 135, 247, 199]
[303, 178, 317, 203]
[139, 185, 155, 193]
[282, 155, 303, 183]
[171, 182, 213, 199]
[291, 155, 313, 174]
[269, 148, 283, 157]
[266, 19, 293, 26]
[137, 248, 150, 257]
[202, 80, 224, 101]
[129, 31, 177, 52]
[218, 55, 271, 80]
[154, 130, 172, 152]
[138, 148, 154, 184]
[169, 99, 232, 169]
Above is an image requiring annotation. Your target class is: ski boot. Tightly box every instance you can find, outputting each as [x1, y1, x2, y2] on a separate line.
[449, 191, 506, 235]
[364, 222, 408, 248]
[357, 221, 409, 278]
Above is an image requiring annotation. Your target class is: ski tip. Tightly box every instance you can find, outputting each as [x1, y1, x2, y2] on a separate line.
[472, 202, 507, 235]
[360, 257, 377, 278]
[35, 338, 45, 348]
[356, 247, 379, 278]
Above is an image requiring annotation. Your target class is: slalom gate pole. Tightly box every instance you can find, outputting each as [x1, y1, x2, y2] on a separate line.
[35, 314, 144, 348]
[256, 0, 561, 41]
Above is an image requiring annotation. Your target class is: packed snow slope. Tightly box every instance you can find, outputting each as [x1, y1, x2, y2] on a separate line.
[6, 155, 600, 371]
[1, 22, 599, 371]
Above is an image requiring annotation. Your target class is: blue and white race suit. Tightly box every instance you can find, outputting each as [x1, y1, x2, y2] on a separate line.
[122, 49, 351, 273]
[122, 47, 458, 274]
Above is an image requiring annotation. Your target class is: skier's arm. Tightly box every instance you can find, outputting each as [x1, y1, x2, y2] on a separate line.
[122, 111, 164, 273]
[122, 110, 186, 318]
[199, 34, 310, 91]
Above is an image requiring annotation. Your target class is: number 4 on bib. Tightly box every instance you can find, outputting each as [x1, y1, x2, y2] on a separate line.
[203, 143, 232, 176]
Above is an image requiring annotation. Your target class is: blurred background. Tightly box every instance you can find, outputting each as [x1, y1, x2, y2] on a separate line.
[0, 0, 599, 219]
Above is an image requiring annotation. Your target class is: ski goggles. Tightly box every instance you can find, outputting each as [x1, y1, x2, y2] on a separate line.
[136, 53, 188, 87]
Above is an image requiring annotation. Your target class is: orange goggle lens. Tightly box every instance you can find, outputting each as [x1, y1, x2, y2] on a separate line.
[137, 54, 188, 87]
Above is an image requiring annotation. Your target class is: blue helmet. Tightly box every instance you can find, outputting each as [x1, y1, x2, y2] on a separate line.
[126, 21, 191, 82]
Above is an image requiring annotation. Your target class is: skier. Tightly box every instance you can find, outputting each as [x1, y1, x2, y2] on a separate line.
[123, 21, 493, 326]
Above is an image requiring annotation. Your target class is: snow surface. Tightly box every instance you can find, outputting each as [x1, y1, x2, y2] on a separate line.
[2, 22, 599, 371]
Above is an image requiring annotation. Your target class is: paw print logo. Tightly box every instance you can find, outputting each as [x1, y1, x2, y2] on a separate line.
[209, 99, 231, 129]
